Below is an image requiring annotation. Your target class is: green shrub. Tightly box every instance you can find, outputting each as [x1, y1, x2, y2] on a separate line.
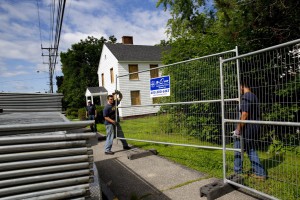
[66, 108, 79, 119]
[78, 108, 86, 121]
[96, 105, 104, 123]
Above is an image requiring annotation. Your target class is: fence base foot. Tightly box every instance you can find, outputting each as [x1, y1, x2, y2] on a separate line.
[200, 175, 243, 200]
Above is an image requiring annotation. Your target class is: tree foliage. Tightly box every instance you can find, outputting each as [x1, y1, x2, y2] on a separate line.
[59, 36, 116, 108]
[158, 0, 300, 57]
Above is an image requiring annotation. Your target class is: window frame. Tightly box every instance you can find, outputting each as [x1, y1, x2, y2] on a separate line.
[110, 68, 114, 83]
[150, 64, 159, 78]
[130, 90, 141, 105]
[101, 73, 104, 86]
[128, 64, 139, 80]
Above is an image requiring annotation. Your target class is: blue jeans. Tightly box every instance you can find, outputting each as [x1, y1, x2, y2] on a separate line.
[88, 115, 97, 132]
[104, 123, 128, 152]
[234, 138, 266, 177]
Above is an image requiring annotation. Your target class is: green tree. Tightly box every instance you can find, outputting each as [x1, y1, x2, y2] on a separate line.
[59, 35, 116, 108]
[157, 0, 300, 55]
[56, 76, 63, 92]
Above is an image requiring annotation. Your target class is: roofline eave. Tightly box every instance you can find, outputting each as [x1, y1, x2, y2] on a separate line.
[118, 60, 162, 63]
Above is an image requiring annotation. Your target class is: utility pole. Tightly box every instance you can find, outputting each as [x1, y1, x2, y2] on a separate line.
[41, 47, 57, 93]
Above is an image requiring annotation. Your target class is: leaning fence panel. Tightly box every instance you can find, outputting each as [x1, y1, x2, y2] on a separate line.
[116, 49, 236, 149]
[222, 39, 300, 200]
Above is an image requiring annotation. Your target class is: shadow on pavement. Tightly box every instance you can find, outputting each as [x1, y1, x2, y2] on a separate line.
[95, 158, 171, 200]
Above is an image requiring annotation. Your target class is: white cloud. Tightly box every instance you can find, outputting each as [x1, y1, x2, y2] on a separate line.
[0, 64, 28, 77]
[12, 81, 33, 91]
[61, 0, 170, 46]
[0, 1, 37, 22]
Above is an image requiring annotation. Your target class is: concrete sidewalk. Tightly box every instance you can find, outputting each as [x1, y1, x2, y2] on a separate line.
[91, 135, 261, 200]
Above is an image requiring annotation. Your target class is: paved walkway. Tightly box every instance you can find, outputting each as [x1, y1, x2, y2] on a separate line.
[91, 135, 262, 200]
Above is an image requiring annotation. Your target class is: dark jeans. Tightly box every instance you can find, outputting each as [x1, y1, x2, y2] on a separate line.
[88, 115, 97, 132]
[234, 138, 266, 177]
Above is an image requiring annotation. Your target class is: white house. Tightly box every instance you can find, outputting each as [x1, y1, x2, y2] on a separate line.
[97, 36, 169, 118]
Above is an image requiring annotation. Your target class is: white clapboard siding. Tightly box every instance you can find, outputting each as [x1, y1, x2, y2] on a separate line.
[97, 45, 119, 94]
[118, 63, 160, 117]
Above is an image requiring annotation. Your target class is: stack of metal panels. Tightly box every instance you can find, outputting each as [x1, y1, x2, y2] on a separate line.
[0, 113, 100, 199]
[0, 93, 63, 113]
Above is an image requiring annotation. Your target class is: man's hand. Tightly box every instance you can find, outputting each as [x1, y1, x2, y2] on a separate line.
[232, 130, 240, 138]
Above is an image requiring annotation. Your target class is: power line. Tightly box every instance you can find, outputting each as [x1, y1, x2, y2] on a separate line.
[36, 0, 43, 47]
[41, 0, 66, 93]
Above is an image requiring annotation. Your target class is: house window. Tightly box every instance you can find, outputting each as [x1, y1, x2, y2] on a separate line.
[131, 90, 141, 105]
[150, 64, 159, 78]
[128, 64, 139, 80]
[110, 68, 114, 83]
[101, 73, 104, 86]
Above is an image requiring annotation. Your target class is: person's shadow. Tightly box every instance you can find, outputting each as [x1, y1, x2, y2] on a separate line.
[260, 153, 285, 177]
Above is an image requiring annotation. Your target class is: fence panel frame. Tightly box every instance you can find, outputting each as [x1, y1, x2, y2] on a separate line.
[115, 48, 238, 150]
[220, 38, 300, 200]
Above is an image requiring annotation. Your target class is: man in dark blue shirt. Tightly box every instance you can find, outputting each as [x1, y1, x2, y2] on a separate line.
[103, 91, 130, 155]
[86, 100, 97, 132]
[234, 82, 266, 180]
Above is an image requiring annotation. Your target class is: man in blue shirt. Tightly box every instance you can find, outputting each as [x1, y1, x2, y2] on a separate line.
[234, 81, 266, 180]
[86, 100, 97, 132]
[103, 91, 130, 155]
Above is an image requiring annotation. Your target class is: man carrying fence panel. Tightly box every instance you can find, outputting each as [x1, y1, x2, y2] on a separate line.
[233, 81, 266, 180]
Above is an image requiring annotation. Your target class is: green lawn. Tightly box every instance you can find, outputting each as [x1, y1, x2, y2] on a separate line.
[97, 116, 299, 200]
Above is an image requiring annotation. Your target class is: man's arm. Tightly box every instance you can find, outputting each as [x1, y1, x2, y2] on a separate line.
[104, 117, 116, 124]
[115, 90, 123, 101]
[118, 91, 123, 101]
[236, 111, 248, 133]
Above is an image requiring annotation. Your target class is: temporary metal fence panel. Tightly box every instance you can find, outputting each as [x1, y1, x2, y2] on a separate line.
[116, 49, 237, 149]
[221, 39, 300, 200]
[0, 92, 64, 113]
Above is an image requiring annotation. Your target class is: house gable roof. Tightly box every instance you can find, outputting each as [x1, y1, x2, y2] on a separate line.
[86, 87, 107, 94]
[105, 43, 170, 62]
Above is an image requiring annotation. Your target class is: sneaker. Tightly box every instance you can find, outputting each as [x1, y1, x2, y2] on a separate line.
[249, 174, 266, 181]
[123, 146, 131, 150]
[105, 151, 114, 155]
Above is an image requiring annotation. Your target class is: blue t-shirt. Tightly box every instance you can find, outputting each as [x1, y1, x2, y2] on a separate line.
[240, 92, 260, 140]
[103, 101, 120, 125]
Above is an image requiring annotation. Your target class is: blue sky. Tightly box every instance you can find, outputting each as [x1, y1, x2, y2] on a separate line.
[0, 0, 170, 93]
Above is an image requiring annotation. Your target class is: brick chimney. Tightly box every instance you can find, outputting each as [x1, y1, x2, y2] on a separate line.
[122, 36, 133, 45]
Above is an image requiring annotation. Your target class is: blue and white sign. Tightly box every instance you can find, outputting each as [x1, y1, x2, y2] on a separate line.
[150, 75, 170, 98]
